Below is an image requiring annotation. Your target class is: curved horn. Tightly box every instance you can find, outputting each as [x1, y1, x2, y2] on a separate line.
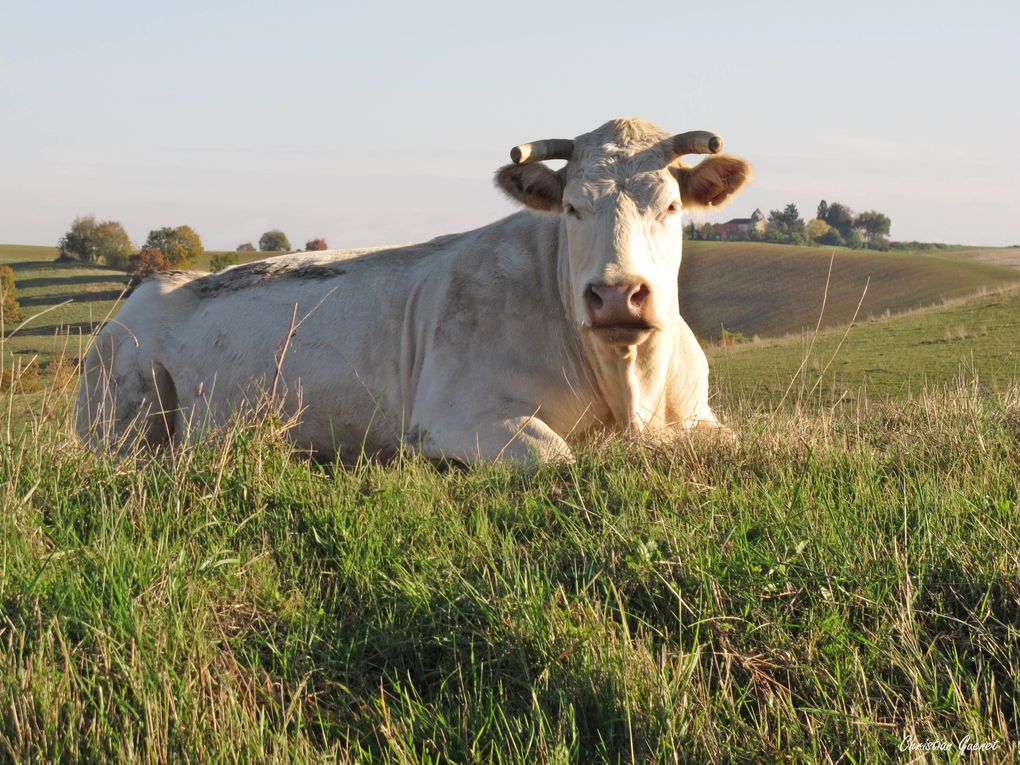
[668, 131, 723, 158]
[510, 139, 574, 164]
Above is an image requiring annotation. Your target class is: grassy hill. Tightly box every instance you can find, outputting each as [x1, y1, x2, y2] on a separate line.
[679, 241, 1020, 340]
[1, 240, 1019, 761]
[709, 283, 1020, 410]
[0, 245, 270, 372]
[4, 241, 1018, 365]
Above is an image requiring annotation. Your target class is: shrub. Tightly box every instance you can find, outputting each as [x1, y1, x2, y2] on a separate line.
[127, 247, 172, 280]
[0, 360, 40, 393]
[46, 354, 79, 390]
[719, 328, 750, 346]
[1, 265, 20, 324]
[805, 218, 832, 243]
[209, 253, 241, 272]
[143, 225, 204, 268]
[818, 228, 845, 247]
[844, 229, 864, 249]
[305, 238, 328, 251]
[236, 242, 257, 252]
[259, 230, 291, 252]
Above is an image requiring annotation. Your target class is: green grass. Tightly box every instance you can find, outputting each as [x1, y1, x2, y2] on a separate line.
[1, 241, 1019, 761]
[710, 285, 1020, 408]
[0, 245, 271, 374]
[2, 386, 1018, 762]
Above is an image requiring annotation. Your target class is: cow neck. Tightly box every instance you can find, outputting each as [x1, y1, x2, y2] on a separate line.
[555, 222, 679, 434]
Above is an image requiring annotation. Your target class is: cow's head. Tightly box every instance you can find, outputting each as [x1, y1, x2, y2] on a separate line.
[497, 119, 750, 347]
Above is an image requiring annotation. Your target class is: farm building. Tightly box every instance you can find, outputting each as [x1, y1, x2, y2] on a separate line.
[715, 208, 766, 240]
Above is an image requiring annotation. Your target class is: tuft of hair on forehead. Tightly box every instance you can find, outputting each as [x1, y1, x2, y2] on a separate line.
[572, 118, 672, 160]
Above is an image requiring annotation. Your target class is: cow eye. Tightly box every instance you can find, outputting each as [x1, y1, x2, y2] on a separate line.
[564, 203, 580, 218]
[664, 201, 680, 216]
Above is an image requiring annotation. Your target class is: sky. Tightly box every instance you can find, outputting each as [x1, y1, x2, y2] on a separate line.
[2, 0, 1018, 250]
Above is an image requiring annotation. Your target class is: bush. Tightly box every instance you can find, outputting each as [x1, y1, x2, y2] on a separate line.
[305, 238, 328, 251]
[209, 253, 241, 272]
[127, 247, 172, 280]
[0, 360, 40, 393]
[236, 242, 256, 252]
[259, 230, 291, 252]
[818, 228, 845, 247]
[46, 353, 79, 390]
[1, 265, 20, 324]
[805, 218, 831, 243]
[143, 226, 204, 268]
[719, 328, 750, 347]
[57, 216, 133, 265]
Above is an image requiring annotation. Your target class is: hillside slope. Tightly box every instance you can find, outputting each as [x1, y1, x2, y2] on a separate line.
[679, 241, 1019, 340]
[4, 242, 1018, 357]
[709, 284, 1020, 409]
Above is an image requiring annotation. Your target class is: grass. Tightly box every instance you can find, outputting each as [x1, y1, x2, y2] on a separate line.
[1, 241, 1019, 761]
[710, 284, 1020, 408]
[2, 382, 1018, 762]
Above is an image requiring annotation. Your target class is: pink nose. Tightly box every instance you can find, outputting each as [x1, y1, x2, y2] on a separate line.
[584, 281, 650, 326]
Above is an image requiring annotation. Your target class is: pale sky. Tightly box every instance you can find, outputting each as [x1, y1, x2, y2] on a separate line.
[2, 0, 1018, 250]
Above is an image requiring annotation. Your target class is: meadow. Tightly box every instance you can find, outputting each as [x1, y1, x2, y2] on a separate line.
[1, 242, 1018, 763]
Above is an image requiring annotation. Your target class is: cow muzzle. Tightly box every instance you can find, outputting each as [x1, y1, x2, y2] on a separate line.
[584, 281, 655, 346]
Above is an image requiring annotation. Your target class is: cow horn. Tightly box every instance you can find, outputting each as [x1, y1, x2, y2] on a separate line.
[510, 139, 575, 164]
[668, 131, 723, 157]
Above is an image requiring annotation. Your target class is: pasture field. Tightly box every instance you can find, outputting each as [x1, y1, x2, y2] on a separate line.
[1, 241, 1019, 762]
[679, 242, 1020, 340]
[710, 284, 1020, 408]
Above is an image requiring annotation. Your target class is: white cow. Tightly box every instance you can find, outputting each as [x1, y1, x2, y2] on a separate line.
[77, 118, 750, 464]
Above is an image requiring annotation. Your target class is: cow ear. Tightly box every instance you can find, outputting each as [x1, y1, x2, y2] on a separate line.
[495, 163, 565, 212]
[672, 155, 752, 209]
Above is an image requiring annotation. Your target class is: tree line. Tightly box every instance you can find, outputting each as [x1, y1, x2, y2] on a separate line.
[55, 216, 330, 276]
[686, 201, 893, 249]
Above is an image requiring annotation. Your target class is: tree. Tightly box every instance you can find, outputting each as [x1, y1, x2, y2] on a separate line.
[127, 247, 171, 281]
[209, 252, 240, 272]
[855, 210, 891, 244]
[259, 230, 291, 252]
[94, 221, 133, 268]
[817, 200, 828, 221]
[1, 265, 20, 324]
[57, 216, 133, 265]
[57, 216, 100, 262]
[822, 202, 856, 239]
[805, 218, 832, 243]
[700, 223, 718, 241]
[143, 225, 204, 268]
[236, 242, 256, 252]
[765, 203, 806, 244]
[305, 238, 328, 251]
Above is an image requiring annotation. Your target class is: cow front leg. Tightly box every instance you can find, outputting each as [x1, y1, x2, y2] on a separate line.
[412, 411, 572, 466]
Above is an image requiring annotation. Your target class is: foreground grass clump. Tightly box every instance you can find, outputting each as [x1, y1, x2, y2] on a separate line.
[2, 388, 1019, 763]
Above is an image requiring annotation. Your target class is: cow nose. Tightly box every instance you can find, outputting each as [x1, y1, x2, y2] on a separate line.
[584, 281, 650, 326]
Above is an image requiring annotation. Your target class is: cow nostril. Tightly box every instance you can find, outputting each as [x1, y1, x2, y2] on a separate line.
[629, 283, 650, 309]
[584, 284, 604, 312]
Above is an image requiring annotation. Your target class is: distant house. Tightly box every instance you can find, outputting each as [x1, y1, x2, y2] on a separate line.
[715, 209, 766, 240]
